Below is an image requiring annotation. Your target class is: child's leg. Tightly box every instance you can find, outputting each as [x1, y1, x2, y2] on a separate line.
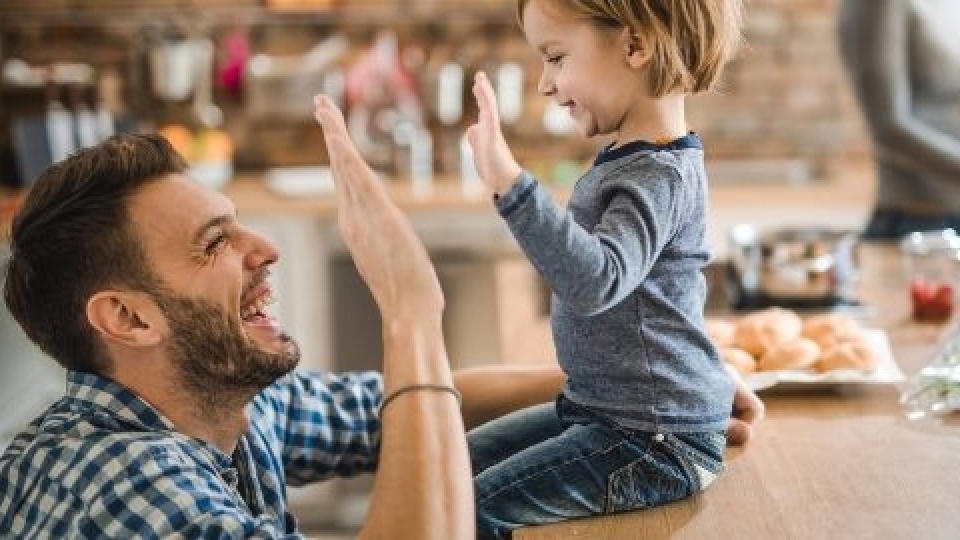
[468, 402, 565, 475]
[474, 424, 725, 540]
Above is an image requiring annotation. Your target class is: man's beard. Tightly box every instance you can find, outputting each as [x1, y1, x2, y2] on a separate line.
[151, 289, 300, 406]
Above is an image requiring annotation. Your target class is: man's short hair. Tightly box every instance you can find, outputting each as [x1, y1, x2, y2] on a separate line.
[2, 134, 187, 373]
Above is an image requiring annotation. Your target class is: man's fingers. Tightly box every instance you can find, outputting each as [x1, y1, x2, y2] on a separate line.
[314, 94, 348, 134]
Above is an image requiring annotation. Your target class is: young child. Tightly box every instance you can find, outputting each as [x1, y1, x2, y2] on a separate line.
[465, 0, 744, 537]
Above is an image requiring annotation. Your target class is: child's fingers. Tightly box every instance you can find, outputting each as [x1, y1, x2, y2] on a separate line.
[473, 72, 500, 129]
[465, 125, 479, 153]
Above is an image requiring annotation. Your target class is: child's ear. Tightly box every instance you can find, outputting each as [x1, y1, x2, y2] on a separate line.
[623, 29, 652, 68]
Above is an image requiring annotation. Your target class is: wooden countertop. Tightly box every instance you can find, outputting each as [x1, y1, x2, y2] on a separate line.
[516, 243, 960, 540]
[224, 174, 521, 216]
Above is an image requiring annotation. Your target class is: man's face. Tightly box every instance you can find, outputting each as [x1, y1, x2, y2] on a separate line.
[127, 174, 299, 392]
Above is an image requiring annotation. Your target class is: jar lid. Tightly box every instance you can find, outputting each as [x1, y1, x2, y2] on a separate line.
[900, 229, 960, 258]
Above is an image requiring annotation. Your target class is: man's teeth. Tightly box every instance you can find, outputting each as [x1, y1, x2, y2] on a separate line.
[241, 293, 276, 320]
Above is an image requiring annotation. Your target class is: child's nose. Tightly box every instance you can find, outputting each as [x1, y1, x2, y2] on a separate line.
[537, 72, 555, 96]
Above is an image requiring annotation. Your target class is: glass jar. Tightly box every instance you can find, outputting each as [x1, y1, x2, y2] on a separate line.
[900, 229, 960, 322]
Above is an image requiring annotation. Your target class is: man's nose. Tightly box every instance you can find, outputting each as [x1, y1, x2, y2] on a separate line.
[241, 227, 279, 269]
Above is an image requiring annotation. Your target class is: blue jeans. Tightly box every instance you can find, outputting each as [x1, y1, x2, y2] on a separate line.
[468, 398, 726, 540]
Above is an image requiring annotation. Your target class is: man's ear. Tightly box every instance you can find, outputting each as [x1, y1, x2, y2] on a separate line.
[622, 28, 652, 68]
[86, 291, 165, 348]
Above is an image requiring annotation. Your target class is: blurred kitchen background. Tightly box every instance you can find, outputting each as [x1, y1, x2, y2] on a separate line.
[0, 0, 875, 535]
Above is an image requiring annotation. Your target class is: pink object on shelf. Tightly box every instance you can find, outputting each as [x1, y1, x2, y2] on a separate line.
[217, 30, 250, 95]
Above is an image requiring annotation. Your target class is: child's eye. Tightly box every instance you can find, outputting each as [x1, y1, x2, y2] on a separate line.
[546, 55, 564, 65]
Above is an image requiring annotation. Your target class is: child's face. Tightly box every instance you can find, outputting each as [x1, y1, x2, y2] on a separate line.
[521, 0, 646, 139]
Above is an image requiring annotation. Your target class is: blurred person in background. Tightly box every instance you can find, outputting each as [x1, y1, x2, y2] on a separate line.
[838, 0, 960, 239]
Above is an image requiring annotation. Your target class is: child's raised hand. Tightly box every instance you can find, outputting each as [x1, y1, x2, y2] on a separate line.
[466, 71, 523, 194]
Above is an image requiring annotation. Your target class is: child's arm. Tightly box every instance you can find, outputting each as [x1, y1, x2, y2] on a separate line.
[467, 72, 679, 315]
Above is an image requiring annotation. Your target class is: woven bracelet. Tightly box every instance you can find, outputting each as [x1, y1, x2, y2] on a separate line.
[379, 384, 463, 416]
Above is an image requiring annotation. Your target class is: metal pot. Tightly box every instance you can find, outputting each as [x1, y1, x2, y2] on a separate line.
[726, 224, 860, 309]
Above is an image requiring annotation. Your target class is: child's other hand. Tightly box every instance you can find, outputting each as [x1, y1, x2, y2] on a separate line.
[466, 71, 523, 194]
[725, 364, 764, 446]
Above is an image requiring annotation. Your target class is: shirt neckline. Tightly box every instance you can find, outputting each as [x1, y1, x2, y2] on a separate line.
[594, 132, 702, 166]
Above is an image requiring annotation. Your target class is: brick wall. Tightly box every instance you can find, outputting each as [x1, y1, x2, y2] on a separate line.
[692, 0, 870, 182]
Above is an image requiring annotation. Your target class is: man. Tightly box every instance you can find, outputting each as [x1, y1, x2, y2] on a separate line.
[0, 96, 762, 538]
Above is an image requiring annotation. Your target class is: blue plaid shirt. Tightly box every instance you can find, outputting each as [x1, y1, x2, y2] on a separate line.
[0, 369, 384, 538]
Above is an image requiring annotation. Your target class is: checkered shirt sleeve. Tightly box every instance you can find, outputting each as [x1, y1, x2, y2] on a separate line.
[0, 369, 385, 538]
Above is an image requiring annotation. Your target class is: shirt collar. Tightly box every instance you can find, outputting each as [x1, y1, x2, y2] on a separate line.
[65, 370, 177, 432]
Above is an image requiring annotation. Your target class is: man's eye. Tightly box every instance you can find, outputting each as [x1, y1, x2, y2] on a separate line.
[205, 233, 229, 255]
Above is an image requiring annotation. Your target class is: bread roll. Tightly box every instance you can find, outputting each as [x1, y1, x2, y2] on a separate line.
[802, 313, 862, 350]
[815, 339, 878, 373]
[757, 337, 821, 371]
[719, 347, 756, 375]
[706, 319, 736, 347]
[733, 307, 803, 358]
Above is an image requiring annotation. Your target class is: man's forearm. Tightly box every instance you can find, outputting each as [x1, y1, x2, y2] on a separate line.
[360, 320, 473, 540]
[455, 364, 566, 431]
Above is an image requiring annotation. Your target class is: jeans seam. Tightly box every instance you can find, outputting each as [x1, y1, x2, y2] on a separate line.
[477, 439, 632, 505]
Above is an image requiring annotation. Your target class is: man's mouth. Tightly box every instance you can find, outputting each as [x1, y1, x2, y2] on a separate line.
[240, 285, 276, 324]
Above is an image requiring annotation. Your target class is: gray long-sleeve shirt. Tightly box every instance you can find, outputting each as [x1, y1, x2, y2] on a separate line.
[838, 0, 960, 213]
[495, 135, 734, 433]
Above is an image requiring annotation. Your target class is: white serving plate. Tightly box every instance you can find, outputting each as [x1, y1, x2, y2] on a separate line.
[745, 328, 906, 391]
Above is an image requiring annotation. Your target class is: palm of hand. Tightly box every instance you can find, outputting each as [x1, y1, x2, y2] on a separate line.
[316, 96, 444, 318]
[466, 73, 522, 194]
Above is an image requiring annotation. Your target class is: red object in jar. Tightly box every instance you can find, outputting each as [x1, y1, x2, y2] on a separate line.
[910, 277, 954, 322]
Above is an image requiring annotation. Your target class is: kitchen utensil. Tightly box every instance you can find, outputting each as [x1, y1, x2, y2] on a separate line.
[496, 62, 524, 125]
[11, 115, 52, 185]
[191, 38, 222, 128]
[246, 35, 347, 120]
[726, 224, 860, 309]
[149, 37, 198, 101]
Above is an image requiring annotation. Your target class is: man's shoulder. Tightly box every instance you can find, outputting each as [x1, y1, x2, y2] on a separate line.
[2, 404, 204, 494]
[0, 410, 211, 536]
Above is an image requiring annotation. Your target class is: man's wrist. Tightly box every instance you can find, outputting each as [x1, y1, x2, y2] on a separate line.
[382, 316, 452, 387]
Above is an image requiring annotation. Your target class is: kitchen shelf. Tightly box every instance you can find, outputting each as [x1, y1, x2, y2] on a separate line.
[0, 2, 515, 27]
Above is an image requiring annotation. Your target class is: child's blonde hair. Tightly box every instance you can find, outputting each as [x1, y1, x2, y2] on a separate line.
[517, 0, 744, 97]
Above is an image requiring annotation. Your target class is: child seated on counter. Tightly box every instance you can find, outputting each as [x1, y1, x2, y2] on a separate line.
[463, 0, 745, 537]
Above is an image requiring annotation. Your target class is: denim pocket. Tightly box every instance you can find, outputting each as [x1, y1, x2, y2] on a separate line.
[605, 431, 725, 513]
[662, 431, 726, 491]
[605, 440, 695, 513]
